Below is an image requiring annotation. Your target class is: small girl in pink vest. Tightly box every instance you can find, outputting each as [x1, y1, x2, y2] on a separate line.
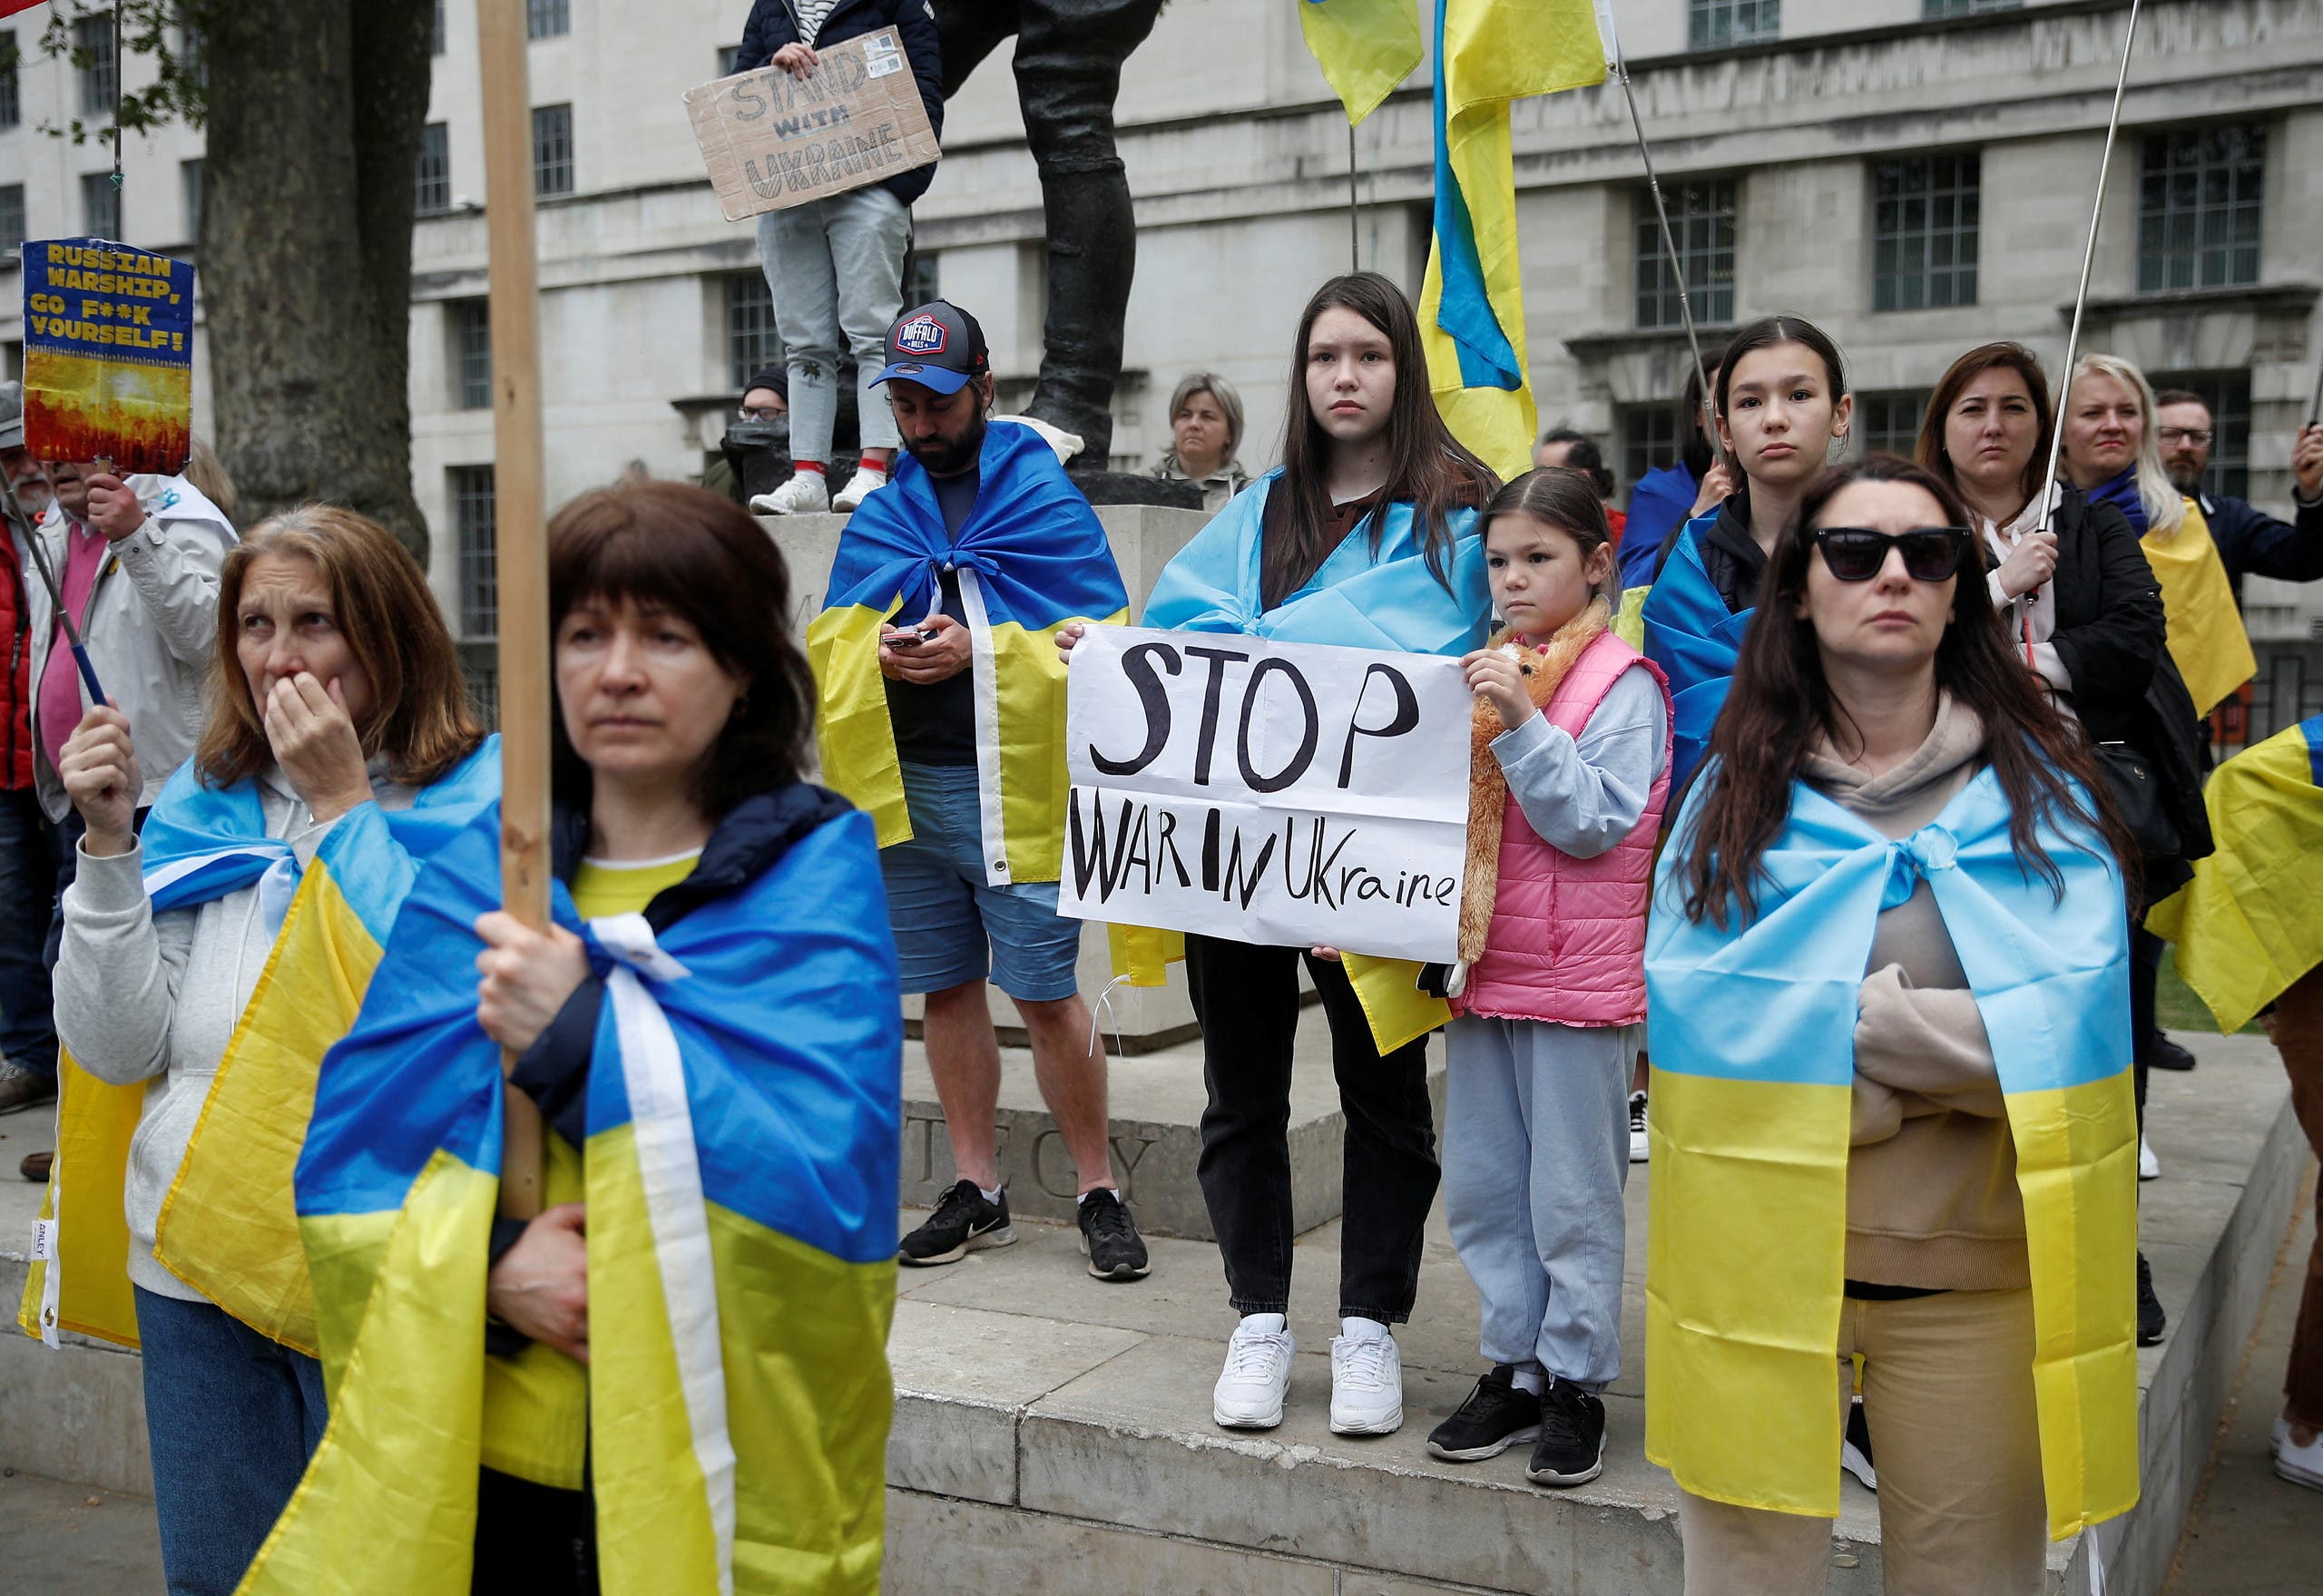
[1424, 467, 1674, 1487]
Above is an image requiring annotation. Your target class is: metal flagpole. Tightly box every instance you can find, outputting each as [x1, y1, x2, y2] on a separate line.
[2308, 348, 2323, 426]
[5, 480, 104, 704]
[1599, 3, 1721, 465]
[1349, 122, 1360, 274]
[2037, 0, 2142, 534]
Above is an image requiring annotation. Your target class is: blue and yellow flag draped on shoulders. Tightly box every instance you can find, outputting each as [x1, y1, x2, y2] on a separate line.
[236, 796, 902, 1596]
[808, 419, 1127, 886]
[1644, 759, 2139, 1537]
[2149, 714, 2323, 1033]
[20, 740, 500, 1354]
[1121, 471, 1488, 1051]
[1639, 514, 1750, 792]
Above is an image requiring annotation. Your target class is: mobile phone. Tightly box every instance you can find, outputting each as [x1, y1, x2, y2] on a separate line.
[887, 625, 936, 647]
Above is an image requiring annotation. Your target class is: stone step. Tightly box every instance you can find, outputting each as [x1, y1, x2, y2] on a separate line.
[901, 1023, 1448, 1242]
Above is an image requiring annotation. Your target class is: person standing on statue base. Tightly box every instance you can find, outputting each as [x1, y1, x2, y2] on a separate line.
[740, 0, 944, 518]
[809, 300, 1152, 1282]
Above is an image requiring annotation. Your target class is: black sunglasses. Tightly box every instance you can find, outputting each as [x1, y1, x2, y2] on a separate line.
[1809, 526, 1972, 583]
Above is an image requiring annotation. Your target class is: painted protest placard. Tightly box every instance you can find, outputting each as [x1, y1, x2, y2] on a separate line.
[22, 238, 195, 475]
[1060, 626, 1472, 964]
[684, 29, 940, 222]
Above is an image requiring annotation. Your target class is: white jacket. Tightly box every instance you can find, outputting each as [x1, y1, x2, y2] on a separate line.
[25, 475, 236, 821]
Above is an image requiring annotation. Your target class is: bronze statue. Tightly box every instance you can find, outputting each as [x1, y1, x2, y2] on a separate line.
[935, 0, 1167, 472]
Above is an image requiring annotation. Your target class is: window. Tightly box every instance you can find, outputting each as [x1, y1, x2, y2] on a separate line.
[1634, 179, 1735, 329]
[451, 299, 493, 409]
[533, 103, 573, 196]
[415, 122, 451, 215]
[1925, 0, 2019, 15]
[1856, 390, 1932, 459]
[2, 341, 18, 382]
[905, 251, 940, 308]
[431, 0, 446, 55]
[452, 465, 498, 639]
[528, 0, 570, 40]
[1619, 404, 1679, 509]
[1871, 152, 1980, 311]
[1689, 0, 1779, 50]
[0, 32, 20, 131]
[2138, 124, 2265, 293]
[82, 171, 119, 239]
[718, 44, 745, 76]
[74, 15, 116, 117]
[0, 185, 24, 259]
[177, 5, 207, 91]
[181, 160, 202, 244]
[2155, 372, 2251, 503]
[725, 270, 781, 390]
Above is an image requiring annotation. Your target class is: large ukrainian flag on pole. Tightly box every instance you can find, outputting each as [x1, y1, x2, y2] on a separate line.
[1646, 762, 2140, 1537]
[2147, 714, 2323, 1033]
[238, 798, 902, 1595]
[1419, 0, 1608, 482]
[808, 420, 1128, 887]
[19, 741, 500, 1353]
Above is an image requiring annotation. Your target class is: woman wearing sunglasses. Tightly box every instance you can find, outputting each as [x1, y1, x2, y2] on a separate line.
[1918, 342, 2192, 1345]
[1647, 454, 2142, 1595]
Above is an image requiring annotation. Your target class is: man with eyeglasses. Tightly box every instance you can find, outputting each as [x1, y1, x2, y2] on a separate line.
[2155, 388, 2323, 609]
[703, 364, 792, 508]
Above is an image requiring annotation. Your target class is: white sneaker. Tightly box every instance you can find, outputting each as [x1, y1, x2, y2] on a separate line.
[1213, 1314, 1294, 1430]
[750, 471, 829, 516]
[831, 465, 888, 513]
[1629, 1090, 1651, 1164]
[2278, 1424, 2323, 1491]
[2138, 1133, 2160, 1181]
[1329, 1328, 1404, 1435]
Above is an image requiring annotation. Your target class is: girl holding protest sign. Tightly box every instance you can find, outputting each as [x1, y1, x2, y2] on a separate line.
[1421, 467, 1671, 1486]
[1059, 271, 1495, 1439]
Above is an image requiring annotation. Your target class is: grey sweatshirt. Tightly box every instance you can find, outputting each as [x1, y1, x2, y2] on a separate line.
[54, 768, 413, 1303]
[1487, 665, 1670, 859]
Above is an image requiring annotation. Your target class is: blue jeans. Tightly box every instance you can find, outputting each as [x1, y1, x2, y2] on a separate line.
[1441, 1016, 1633, 1389]
[0, 788, 60, 1081]
[134, 1286, 328, 1596]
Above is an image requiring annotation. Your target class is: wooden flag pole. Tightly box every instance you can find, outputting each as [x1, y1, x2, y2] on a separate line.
[477, 0, 547, 1221]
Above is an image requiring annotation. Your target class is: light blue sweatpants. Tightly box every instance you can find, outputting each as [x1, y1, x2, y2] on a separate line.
[1441, 1014, 1634, 1390]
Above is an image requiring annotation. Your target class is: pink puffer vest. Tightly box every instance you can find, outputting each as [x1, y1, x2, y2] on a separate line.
[1456, 631, 1672, 1028]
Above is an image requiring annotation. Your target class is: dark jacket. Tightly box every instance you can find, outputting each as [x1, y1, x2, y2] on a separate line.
[1652, 494, 1763, 615]
[2, 522, 29, 790]
[2198, 488, 2323, 607]
[737, 0, 945, 207]
[484, 780, 858, 1320]
[1622, 461, 1701, 587]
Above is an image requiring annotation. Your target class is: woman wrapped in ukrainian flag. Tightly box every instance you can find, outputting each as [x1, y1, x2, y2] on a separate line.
[235, 481, 902, 1595]
[30, 506, 499, 1596]
[1645, 455, 2143, 1594]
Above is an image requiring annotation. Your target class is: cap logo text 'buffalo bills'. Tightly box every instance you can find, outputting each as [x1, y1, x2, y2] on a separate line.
[894, 315, 947, 357]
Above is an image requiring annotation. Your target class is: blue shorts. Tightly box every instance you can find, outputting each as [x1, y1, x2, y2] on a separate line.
[879, 762, 1083, 1002]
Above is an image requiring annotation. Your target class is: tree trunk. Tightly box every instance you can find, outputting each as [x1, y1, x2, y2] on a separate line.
[201, 0, 433, 560]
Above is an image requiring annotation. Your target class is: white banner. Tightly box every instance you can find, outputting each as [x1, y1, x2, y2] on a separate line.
[1059, 626, 1471, 963]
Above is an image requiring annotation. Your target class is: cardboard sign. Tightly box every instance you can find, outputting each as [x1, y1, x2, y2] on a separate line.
[1059, 627, 1473, 964]
[685, 30, 939, 221]
[22, 237, 195, 475]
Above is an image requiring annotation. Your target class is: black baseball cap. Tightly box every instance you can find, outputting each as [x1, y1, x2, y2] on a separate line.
[869, 300, 989, 397]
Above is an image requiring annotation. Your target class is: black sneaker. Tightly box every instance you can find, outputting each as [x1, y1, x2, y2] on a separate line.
[2147, 1034, 2197, 1072]
[1426, 1366, 1542, 1462]
[1076, 1188, 1151, 1280]
[899, 1179, 1014, 1267]
[1841, 1397, 1877, 1492]
[1525, 1377, 1606, 1486]
[2136, 1250, 2166, 1346]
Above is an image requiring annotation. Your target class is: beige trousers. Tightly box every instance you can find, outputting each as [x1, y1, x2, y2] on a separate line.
[1679, 1288, 2048, 1596]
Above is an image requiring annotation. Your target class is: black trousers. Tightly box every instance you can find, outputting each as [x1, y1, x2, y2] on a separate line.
[473, 1467, 596, 1596]
[1184, 935, 1439, 1324]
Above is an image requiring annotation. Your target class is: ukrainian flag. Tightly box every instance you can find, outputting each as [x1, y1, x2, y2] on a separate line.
[1299, 0, 1424, 125]
[2144, 500, 2258, 719]
[19, 740, 500, 1353]
[1419, 0, 1608, 481]
[1646, 762, 2139, 1536]
[237, 797, 902, 1595]
[2148, 714, 2323, 1033]
[1638, 514, 1751, 792]
[809, 420, 1128, 887]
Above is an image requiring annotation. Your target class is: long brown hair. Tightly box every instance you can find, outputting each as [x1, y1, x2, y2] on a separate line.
[1914, 341, 2054, 509]
[548, 480, 813, 817]
[1677, 454, 2132, 926]
[198, 505, 483, 788]
[1269, 272, 1496, 601]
